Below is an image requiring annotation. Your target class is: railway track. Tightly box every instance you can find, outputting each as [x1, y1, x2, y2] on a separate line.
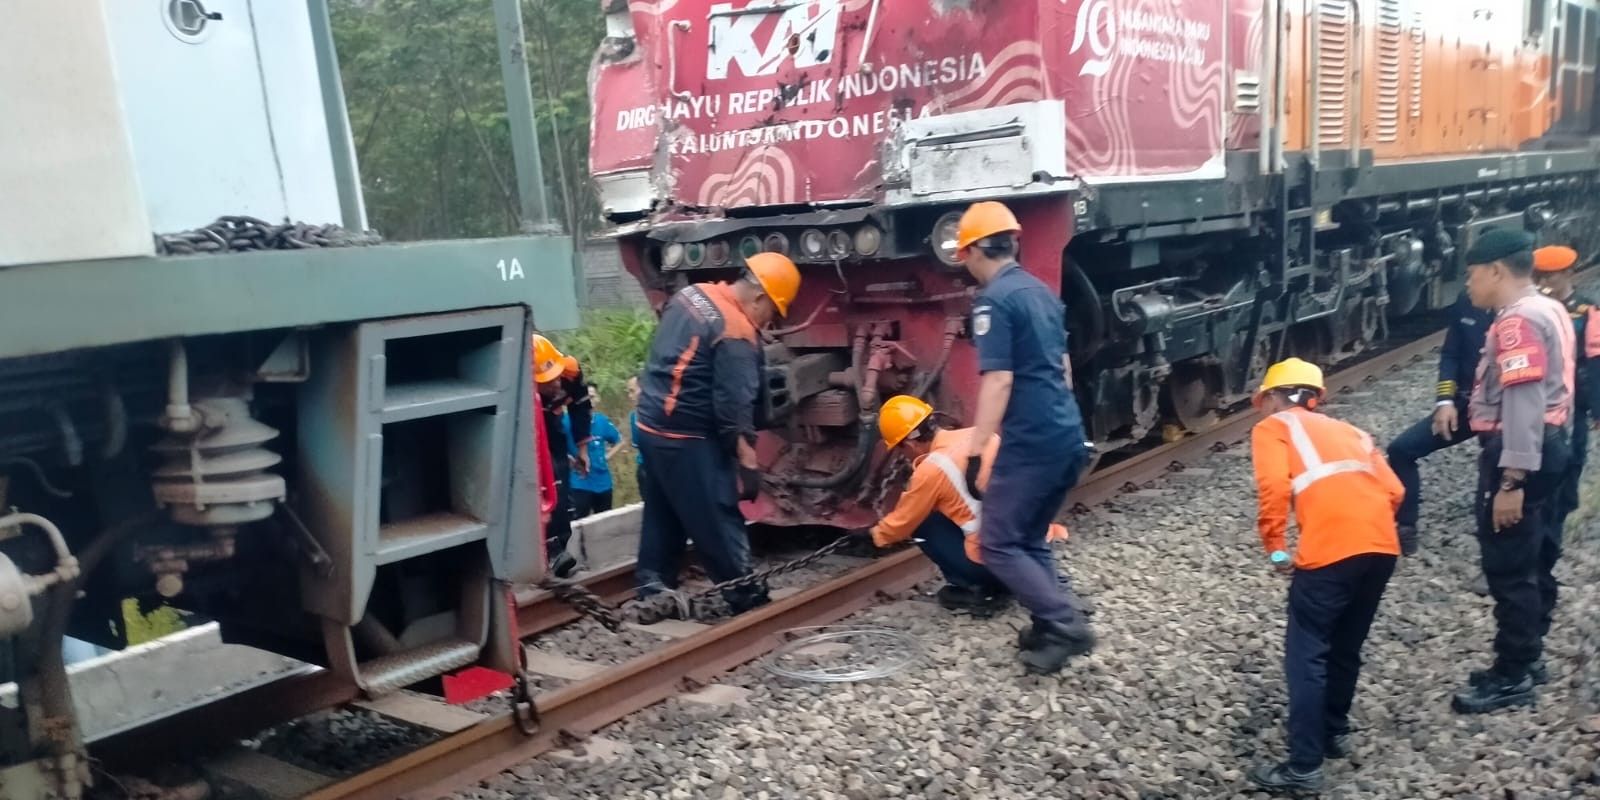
[92, 329, 1449, 800]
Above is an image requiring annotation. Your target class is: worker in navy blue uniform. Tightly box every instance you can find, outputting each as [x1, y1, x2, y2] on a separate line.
[532, 336, 591, 579]
[1385, 292, 1493, 555]
[633, 253, 801, 615]
[956, 201, 1095, 675]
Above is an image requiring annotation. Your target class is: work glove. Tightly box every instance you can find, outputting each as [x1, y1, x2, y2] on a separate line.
[964, 457, 984, 500]
[737, 465, 762, 502]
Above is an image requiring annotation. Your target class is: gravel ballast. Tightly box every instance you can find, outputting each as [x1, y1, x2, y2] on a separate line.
[453, 349, 1600, 800]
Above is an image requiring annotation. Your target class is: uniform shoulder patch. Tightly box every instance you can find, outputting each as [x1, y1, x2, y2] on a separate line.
[1495, 316, 1547, 386]
[972, 304, 992, 337]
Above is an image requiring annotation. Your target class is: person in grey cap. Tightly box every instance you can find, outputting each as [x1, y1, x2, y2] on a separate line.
[1452, 227, 1575, 715]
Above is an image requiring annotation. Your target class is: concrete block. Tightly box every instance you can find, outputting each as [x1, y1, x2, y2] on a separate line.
[627, 619, 712, 639]
[353, 689, 486, 733]
[569, 503, 643, 572]
[550, 735, 635, 765]
[203, 750, 332, 799]
[523, 649, 607, 681]
[679, 683, 752, 708]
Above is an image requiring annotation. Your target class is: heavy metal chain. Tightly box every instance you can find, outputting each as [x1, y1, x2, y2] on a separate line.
[542, 533, 864, 630]
[154, 215, 382, 255]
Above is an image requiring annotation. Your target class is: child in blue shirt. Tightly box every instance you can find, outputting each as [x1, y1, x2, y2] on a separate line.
[564, 394, 623, 517]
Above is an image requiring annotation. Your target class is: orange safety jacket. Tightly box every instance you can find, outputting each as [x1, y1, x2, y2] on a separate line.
[1250, 407, 1404, 570]
[871, 428, 1067, 563]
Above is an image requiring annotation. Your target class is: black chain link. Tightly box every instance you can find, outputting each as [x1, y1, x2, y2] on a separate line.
[154, 215, 381, 255]
[541, 534, 865, 630]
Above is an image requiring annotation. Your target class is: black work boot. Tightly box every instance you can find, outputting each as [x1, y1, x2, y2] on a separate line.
[1018, 618, 1095, 675]
[935, 584, 1011, 618]
[550, 550, 578, 579]
[726, 586, 771, 616]
[1397, 525, 1418, 556]
[1325, 732, 1353, 759]
[1470, 659, 1548, 687]
[1452, 671, 1535, 714]
[1248, 762, 1324, 794]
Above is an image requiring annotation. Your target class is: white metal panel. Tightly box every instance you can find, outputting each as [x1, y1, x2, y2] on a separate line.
[103, 0, 343, 233]
[0, 2, 153, 267]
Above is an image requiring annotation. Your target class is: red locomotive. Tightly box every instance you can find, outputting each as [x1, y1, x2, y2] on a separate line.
[589, 0, 1600, 528]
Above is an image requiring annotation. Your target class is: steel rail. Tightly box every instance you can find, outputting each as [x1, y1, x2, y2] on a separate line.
[94, 330, 1450, 789]
[306, 550, 935, 800]
[302, 331, 1450, 800]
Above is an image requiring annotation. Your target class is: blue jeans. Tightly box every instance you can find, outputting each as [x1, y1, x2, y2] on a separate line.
[979, 452, 1086, 623]
[1386, 401, 1474, 528]
[1284, 553, 1396, 771]
[913, 514, 1005, 593]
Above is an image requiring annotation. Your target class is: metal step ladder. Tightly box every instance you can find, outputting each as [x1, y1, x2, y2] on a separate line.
[297, 307, 524, 696]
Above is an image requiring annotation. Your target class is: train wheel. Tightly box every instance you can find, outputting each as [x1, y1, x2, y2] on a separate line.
[1163, 362, 1220, 434]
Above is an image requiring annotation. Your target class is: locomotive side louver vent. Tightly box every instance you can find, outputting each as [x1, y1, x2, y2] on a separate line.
[1315, 0, 1353, 148]
[1376, 0, 1404, 142]
[1235, 72, 1262, 113]
[1409, 5, 1425, 120]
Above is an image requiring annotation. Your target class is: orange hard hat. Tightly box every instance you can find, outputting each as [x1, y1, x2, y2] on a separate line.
[956, 201, 1022, 254]
[561, 354, 581, 379]
[532, 334, 565, 384]
[746, 252, 801, 317]
[1534, 245, 1578, 272]
[877, 395, 933, 449]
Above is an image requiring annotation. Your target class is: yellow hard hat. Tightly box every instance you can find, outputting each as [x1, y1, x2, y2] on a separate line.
[532, 334, 565, 384]
[746, 252, 801, 317]
[1254, 357, 1325, 407]
[878, 395, 934, 449]
[956, 201, 1022, 254]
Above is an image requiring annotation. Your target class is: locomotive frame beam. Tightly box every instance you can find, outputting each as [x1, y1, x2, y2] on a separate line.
[0, 236, 577, 360]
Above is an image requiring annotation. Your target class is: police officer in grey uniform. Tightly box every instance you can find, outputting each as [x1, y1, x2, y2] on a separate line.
[1451, 228, 1575, 714]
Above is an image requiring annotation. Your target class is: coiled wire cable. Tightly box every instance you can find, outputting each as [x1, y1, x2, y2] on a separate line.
[764, 626, 921, 683]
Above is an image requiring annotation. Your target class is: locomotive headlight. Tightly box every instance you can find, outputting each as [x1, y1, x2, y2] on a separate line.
[708, 239, 731, 265]
[854, 224, 883, 257]
[799, 229, 828, 259]
[763, 231, 790, 255]
[827, 230, 852, 259]
[684, 241, 707, 267]
[931, 211, 963, 266]
[663, 242, 686, 269]
[738, 234, 763, 261]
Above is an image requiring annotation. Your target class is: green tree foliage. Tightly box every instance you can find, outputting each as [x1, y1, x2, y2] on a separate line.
[331, 0, 603, 242]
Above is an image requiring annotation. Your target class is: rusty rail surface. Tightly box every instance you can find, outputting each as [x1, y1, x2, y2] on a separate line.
[301, 332, 1449, 800]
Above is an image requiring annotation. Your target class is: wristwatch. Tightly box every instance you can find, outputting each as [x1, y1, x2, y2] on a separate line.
[1499, 476, 1526, 492]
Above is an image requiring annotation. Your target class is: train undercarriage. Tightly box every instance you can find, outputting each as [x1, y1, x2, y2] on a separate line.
[615, 147, 1600, 529]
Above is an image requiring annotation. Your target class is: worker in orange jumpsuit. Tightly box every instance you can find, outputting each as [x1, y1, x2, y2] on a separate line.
[863, 395, 1070, 617]
[634, 253, 802, 615]
[1246, 358, 1404, 794]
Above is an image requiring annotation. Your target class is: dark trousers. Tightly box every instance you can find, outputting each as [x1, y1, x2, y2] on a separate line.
[979, 452, 1087, 624]
[1386, 400, 1475, 528]
[572, 488, 614, 518]
[546, 462, 574, 558]
[914, 514, 1005, 593]
[1552, 419, 1588, 532]
[1284, 553, 1397, 771]
[635, 432, 767, 612]
[1475, 431, 1569, 676]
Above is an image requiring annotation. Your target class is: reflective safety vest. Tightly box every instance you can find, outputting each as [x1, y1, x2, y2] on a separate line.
[1273, 410, 1377, 495]
[871, 428, 1066, 564]
[1250, 407, 1404, 570]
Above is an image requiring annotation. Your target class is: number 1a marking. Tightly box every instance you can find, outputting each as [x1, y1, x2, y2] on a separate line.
[496, 258, 526, 280]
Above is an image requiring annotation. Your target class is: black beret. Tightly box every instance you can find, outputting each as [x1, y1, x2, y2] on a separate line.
[1463, 227, 1534, 266]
